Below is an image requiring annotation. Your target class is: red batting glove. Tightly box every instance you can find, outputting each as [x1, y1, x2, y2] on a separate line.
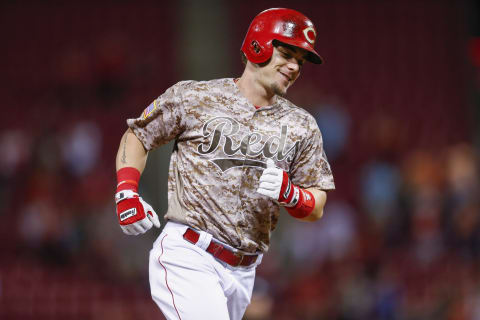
[115, 167, 160, 235]
[257, 159, 315, 219]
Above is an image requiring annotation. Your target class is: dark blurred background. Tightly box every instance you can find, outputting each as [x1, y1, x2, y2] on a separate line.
[1, 0, 480, 319]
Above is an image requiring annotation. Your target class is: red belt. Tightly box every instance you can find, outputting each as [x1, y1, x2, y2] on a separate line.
[183, 228, 258, 267]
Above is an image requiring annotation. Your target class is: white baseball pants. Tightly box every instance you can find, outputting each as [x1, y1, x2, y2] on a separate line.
[149, 221, 262, 320]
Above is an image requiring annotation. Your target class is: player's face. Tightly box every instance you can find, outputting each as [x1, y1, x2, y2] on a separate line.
[260, 45, 307, 97]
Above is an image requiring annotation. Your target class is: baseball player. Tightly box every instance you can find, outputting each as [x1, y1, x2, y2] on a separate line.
[114, 8, 335, 320]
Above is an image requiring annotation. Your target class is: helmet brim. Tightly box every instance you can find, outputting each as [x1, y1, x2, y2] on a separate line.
[273, 39, 324, 64]
[306, 51, 323, 64]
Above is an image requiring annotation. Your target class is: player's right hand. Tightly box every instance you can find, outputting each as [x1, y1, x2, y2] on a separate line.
[115, 189, 161, 235]
[257, 159, 299, 207]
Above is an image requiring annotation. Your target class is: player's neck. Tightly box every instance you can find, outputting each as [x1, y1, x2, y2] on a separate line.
[236, 71, 275, 107]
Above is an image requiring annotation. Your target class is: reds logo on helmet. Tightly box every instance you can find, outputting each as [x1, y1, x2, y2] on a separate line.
[302, 27, 316, 45]
[241, 8, 323, 65]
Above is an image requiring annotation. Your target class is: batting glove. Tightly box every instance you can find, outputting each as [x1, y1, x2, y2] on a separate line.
[257, 159, 300, 207]
[257, 159, 316, 218]
[115, 189, 161, 235]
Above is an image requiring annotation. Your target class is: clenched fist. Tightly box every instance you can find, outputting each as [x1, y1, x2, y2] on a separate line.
[257, 159, 316, 219]
[257, 159, 300, 207]
[115, 189, 161, 235]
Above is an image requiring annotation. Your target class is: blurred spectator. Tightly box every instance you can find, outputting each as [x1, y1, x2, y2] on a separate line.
[402, 150, 445, 265]
[443, 144, 480, 260]
[0, 129, 31, 216]
[284, 200, 357, 267]
[314, 101, 351, 161]
[361, 161, 401, 228]
[0, 129, 31, 177]
[61, 121, 102, 177]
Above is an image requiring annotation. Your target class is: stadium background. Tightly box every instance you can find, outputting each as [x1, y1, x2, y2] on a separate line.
[1, 0, 480, 319]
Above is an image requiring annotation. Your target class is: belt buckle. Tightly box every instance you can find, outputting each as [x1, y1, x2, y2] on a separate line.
[234, 252, 244, 267]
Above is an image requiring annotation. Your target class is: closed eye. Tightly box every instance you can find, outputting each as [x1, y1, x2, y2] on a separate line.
[278, 46, 305, 67]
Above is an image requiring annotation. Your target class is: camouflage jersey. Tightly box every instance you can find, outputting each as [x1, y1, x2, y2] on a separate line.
[127, 78, 335, 253]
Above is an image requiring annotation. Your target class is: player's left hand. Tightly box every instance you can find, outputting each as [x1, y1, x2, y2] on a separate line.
[257, 159, 299, 207]
[115, 190, 161, 235]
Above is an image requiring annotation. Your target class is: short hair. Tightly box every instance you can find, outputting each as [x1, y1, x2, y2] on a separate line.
[241, 52, 247, 66]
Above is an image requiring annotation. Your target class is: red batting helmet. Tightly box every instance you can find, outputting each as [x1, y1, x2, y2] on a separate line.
[241, 8, 323, 65]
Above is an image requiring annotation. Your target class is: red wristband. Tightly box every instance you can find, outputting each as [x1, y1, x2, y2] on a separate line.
[286, 189, 315, 219]
[116, 167, 140, 192]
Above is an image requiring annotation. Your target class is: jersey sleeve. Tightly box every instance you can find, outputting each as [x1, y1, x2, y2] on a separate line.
[289, 115, 335, 191]
[126, 81, 189, 151]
